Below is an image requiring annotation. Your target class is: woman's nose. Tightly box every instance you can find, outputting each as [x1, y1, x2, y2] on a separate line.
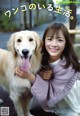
[51, 39, 57, 46]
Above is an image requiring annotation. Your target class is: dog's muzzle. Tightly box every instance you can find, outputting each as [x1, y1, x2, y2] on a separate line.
[22, 49, 29, 58]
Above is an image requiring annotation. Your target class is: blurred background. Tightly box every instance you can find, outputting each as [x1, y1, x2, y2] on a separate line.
[0, 0, 80, 58]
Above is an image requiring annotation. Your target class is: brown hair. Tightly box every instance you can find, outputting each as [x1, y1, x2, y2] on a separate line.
[41, 23, 80, 72]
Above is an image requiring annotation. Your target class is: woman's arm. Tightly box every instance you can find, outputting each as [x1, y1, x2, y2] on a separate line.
[15, 67, 53, 82]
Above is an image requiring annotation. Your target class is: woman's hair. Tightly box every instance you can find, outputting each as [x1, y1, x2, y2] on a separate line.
[41, 23, 80, 72]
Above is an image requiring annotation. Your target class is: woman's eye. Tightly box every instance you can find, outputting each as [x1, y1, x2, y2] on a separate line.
[47, 37, 52, 40]
[17, 39, 21, 42]
[48, 38, 52, 40]
[57, 37, 64, 42]
[29, 38, 33, 41]
[58, 39, 63, 41]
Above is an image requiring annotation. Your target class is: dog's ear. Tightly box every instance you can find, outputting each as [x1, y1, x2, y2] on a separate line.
[33, 31, 43, 52]
[7, 33, 16, 55]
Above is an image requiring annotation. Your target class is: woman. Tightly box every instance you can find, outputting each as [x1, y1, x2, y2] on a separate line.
[16, 23, 80, 116]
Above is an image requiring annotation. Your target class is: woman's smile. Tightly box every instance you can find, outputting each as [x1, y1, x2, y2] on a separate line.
[49, 47, 59, 52]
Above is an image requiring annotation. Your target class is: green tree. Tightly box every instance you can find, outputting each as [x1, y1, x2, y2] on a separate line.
[33, 0, 47, 25]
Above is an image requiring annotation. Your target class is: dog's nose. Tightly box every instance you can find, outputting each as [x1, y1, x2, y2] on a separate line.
[22, 49, 29, 57]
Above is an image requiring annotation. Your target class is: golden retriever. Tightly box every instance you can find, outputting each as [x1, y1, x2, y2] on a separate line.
[0, 30, 42, 116]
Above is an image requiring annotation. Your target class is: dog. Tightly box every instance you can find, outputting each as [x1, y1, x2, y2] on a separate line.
[0, 30, 42, 116]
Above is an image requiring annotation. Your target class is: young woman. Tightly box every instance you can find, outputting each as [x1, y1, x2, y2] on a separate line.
[15, 23, 80, 116]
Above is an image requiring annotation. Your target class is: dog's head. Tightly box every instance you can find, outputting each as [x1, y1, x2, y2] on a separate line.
[7, 30, 42, 71]
[7, 30, 42, 57]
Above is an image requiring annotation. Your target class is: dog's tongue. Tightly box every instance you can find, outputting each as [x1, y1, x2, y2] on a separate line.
[20, 58, 30, 72]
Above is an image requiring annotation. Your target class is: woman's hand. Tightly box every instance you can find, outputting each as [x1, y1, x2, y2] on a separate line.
[15, 67, 35, 82]
[39, 69, 53, 80]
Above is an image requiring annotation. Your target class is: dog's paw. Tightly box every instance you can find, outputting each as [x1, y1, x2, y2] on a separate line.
[30, 114, 34, 116]
[28, 112, 34, 116]
[0, 99, 3, 104]
[29, 114, 34, 116]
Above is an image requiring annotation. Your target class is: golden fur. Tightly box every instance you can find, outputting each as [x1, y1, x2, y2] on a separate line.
[0, 30, 42, 116]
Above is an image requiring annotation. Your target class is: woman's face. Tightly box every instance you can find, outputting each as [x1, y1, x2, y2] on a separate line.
[45, 30, 66, 62]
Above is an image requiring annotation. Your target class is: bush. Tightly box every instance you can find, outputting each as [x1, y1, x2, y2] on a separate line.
[0, 13, 17, 31]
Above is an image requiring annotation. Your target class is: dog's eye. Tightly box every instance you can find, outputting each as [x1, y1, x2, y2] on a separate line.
[17, 39, 21, 42]
[29, 38, 33, 42]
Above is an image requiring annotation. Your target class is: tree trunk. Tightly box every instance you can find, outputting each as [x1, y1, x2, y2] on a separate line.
[69, 0, 76, 43]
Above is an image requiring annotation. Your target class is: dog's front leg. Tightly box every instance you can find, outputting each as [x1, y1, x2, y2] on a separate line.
[10, 89, 25, 116]
[20, 92, 32, 116]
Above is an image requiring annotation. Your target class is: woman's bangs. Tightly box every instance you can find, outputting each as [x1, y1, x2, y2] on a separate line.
[46, 28, 59, 38]
[46, 28, 55, 37]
